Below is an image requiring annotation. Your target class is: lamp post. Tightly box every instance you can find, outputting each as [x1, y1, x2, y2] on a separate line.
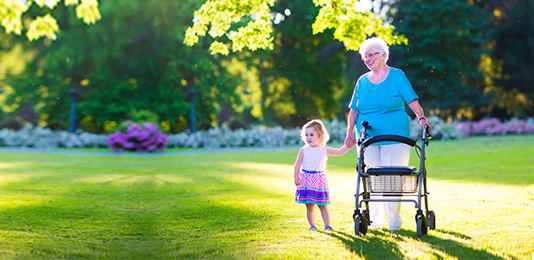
[189, 89, 196, 133]
[68, 89, 78, 133]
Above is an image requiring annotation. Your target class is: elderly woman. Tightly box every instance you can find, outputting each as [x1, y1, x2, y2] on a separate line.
[345, 37, 432, 231]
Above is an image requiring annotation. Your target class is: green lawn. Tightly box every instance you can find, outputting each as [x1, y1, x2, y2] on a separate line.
[1, 135, 533, 259]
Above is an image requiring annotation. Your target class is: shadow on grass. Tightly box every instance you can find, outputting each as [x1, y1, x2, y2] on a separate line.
[0, 175, 276, 259]
[324, 228, 507, 259]
[434, 228, 471, 239]
[397, 229, 507, 259]
[322, 230, 404, 259]
[3, 148, 525, 259]
[0, 153, 294, 259]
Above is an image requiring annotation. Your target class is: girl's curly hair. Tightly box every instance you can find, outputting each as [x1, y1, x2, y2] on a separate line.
[300, 119, 330, 146]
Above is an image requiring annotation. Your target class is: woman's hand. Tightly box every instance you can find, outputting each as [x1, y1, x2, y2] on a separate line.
[408, 100, 432, 131]
[418, 117, 433, 131]
[344, 135, 356, 147]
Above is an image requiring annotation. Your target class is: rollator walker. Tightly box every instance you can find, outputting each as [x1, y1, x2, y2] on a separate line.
[352, 121, 435, 238]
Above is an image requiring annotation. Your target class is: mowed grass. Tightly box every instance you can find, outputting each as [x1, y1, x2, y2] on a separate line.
[0, 135, 533, 259]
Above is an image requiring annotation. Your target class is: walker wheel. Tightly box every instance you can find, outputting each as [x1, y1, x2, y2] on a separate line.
[416, 215, 428, 238]
[427, 211, 436, 230]
[354, 215, 368, 236]
[360, 215, 368, 236]
[363, 209, 370, 224]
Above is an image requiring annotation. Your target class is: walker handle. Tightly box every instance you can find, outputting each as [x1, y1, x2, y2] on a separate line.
[362, 135, 416, 148]
[422, 126, 431, 146]
[358, 121, 371, 146]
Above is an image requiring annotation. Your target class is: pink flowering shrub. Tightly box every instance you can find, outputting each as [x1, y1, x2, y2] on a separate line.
[107, 121, 167, 152]
[408, 117, 534, 140]
[461, 118, 534, 136]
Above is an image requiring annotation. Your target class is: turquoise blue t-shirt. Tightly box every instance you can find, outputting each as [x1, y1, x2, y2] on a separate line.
[349, 68, 418, 145]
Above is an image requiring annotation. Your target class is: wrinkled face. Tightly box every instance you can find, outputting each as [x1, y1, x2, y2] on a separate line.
[305, 127, 321, 147]
[362, 46, 385, 70]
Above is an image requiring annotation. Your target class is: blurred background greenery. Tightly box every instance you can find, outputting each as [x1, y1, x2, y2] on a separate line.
[0, 0, 532, 133]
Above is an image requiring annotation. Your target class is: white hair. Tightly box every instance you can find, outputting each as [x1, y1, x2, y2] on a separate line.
[359, 37, 390, 62]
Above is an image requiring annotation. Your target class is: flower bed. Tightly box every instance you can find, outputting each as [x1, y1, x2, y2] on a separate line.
[0, 117, 533, 150]
[0, 125, 108, 148]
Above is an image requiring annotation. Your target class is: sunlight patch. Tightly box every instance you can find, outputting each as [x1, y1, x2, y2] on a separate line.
[0, 162, 35, 170]
[0, 162, 13, 169]
[156, 174, 192, 185]
[111, 175, 154, 186]
[0, 173, 32, 185]
[219, 162, 294, 196]
[229, 162, 292, 176]
[0, 195, 50, 209]
[397, 239, 453, 259]
[527, 185, 534, 201]
[77, 174, 128, 184]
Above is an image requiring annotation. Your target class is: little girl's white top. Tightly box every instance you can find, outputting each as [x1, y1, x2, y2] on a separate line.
[301, 146, 328, 172]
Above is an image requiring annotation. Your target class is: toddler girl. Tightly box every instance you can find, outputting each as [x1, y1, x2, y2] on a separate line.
[294, 119, 354, 231]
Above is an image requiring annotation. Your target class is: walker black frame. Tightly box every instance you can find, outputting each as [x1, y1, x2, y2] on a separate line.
[352, 121, 435, 238]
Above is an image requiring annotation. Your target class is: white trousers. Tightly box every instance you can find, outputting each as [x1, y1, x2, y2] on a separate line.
[362, 143, 410, 230]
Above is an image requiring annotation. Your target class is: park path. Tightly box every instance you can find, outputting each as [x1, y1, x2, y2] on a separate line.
[0, 146, 299, 157]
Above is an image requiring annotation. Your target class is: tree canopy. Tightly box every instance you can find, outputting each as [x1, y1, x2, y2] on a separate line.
[2, 0, 242, 132]
[253, 0, 350, 126]
[1, 0, 532, 133]
[389, 0, 492, 119]
[184, 0, 407, 55]
[490, 0, 534, 117]
[0, 0, 100, 41]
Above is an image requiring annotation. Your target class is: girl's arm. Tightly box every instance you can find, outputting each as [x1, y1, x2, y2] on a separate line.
[327, 144, 353, 156]
[293, 148, 304, 186]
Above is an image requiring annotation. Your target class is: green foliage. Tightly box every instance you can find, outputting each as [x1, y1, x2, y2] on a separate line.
[312, 0, 407, 50]
[490, 0, 534, 117]
[389, 0, 492, 119]
[4, 71, 72, 128]
[0, 0, 100, 41]
[4, 0, 243, 133]
[0, 135, 533, 258]
[185, 0, 407, 55]
[184, 0, 277, 55]
[3, 0, 533, 133]
[248, 0, 350, 126]
[128, 110, 160, 125]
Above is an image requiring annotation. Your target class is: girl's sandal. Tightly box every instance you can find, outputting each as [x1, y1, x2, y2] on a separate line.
[324, 226, 333, 232]
[308, 226, 317, 231]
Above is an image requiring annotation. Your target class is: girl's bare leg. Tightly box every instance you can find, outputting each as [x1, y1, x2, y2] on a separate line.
[318, 205, 331, 228]
[306, 204, 316, 227]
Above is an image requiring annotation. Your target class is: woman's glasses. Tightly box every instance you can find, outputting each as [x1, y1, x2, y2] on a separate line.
[363, 52, 381, 61]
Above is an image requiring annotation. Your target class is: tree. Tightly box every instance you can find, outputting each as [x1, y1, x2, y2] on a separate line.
[252, 0, 350, 126]
[0, 0, 100, 41]
[184, 0, 408, 55]
[389, 0, 492, 120]
[490, 0, 534, 117]
[4, 0, 242, 133]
